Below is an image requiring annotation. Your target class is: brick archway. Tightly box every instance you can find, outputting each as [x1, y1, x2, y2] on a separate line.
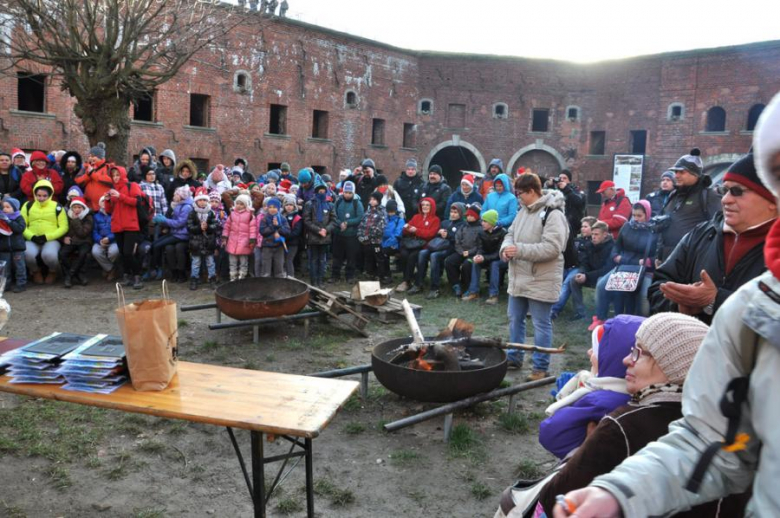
[423, 138, 487, 185]
[506, 144, 566, 179]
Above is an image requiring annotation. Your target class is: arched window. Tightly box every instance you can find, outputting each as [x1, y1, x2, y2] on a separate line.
[746, 103, 765, 131]
[233, 70, 251, 93]
[493, 102, 508, 119]
[418, 98, 433, 115]
[667, 102, 684, 121]
[345, 90, 358, 108]
[705, 106, 726, 132]
[565, 105, 581, 121]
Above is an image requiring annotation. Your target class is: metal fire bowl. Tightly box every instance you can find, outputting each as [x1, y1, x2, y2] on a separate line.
[214, 277, 310, 320]
[372, 337, 508, 403]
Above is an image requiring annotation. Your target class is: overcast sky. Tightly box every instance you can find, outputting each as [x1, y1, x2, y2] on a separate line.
[269, 0, 780, 62]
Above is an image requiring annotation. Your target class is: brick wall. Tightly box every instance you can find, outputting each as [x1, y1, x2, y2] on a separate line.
[0, 12, 777, 198]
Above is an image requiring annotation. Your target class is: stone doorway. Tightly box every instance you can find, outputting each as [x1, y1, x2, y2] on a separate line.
[429, 145, 481, 186]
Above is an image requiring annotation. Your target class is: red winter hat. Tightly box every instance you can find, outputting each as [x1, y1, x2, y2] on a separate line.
[29, 150, 49, 164]
[11, 148, 25, 160]
[596, 180, 615, 193]
[69, 196, 88, 210]
[461, 174, 475, 188]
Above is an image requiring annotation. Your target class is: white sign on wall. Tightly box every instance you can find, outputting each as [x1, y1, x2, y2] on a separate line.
[613, 154, 644, 204]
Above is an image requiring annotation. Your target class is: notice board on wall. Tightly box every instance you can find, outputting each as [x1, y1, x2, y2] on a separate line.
[613, 154, 644, 203]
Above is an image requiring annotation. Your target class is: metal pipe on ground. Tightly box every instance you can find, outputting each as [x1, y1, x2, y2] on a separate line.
[383, 376, 555, 433]
[308, 365, 373, 399]
[181, 303, 219, 312]
[208, 311, 323, 330]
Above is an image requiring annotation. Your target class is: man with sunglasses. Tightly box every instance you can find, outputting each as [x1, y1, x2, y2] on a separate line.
[647, 151, 776, 323]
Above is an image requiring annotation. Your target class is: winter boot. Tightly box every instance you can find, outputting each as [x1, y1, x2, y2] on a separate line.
[63, 271, 73, 289]
[132, 275, 143, 290]
[190, 278, 199, 291]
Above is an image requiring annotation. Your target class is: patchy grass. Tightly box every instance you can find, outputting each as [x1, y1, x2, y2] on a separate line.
[448, 424, 485, 462]
[0, 501, 27, 518]
[177, 318, 189, 327]
[106, 451, 134, 481]
[515, 459, 543, 480]
[498, 412, 530, 434]
[344, 422, 366, 435]
[276, 497, 303, 514]
[201, 339, 220, 352]
[43, 465, 71, 490]
[470, 481, 492, 501]
[313, 479, 355, 507]
[389, 449, 423, 467]
[342, 395, 362, 412]
[138, 440, 167, 455]
[375, 419, 389, 433]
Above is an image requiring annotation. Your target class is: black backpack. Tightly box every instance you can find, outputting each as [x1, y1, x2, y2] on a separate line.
[136, 194, 152, 230]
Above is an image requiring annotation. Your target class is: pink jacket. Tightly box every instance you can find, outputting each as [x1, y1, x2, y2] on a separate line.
[222, 208, 257, 255]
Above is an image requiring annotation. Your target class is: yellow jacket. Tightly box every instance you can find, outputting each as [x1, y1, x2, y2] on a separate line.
[22, 180, 69, 241]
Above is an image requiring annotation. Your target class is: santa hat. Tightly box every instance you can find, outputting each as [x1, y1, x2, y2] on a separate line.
[461, 174, 475, 189]
[279, 179, 293, 193]
[193, 187, 210, 203]
[11, 148, 25, 161]
[69, 196, 88, 210]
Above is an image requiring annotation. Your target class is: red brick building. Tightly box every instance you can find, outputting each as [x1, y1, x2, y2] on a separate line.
[3, 13, 778, 204]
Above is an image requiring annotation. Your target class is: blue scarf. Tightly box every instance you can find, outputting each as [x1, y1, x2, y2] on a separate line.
[314, 192, 328, 223]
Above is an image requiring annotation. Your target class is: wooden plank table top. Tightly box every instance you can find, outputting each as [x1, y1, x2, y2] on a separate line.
[0, 361, 359, 438]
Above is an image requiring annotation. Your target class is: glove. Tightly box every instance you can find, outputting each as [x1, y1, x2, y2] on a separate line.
[152, 214, 166, 224]
[32, 235, 47, 245]
[248, 239, 256, 247]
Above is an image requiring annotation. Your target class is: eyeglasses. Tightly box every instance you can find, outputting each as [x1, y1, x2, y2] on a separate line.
[715, 184, 752, 197]
[629, 345, 645, 363]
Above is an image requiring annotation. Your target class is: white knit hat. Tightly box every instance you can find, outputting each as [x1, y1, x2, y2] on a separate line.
[634, 313, 709, 385]
[754, 91, 780, 198]
[174, 186, 192, 200]
[234, 194, 252, 209]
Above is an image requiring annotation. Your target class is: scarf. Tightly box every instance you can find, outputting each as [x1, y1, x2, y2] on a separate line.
[194, 204, 211, 224]
[766, 218, 780, 280]
[4, 210, 20, 221]
[631, 383, 683, 405]
[314, 192, 328, 223]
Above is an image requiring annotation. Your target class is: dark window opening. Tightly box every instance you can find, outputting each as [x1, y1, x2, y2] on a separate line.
[589, 131, 606, 155]
[746, 104, 765, 131]
[494, 104, 507, 119]
[629, 130, 647, 154]
[133, 92, 154, 122]
[267, 162, 282, 171]
[567, 107, 578, 120]
[236, 73, 248, 91]
[532, 109, 549, 132]
[346, 91, 357, 107]
[671, 105, 683, 119]
[189, 94, 210, 127]
[420, 100, 432, 114]
[269, 104, 287, 135]
[403, 123, 416, 148]
[705, 106, 726, 132]
[17, 72, 46, 113]
[312, 165, 327, 176]
[587, 180, 604, 205]
[190, 158, 209, 177]
[312, 110, 329, 139]
[447, 103, 466, 128]
[371, 118, 386, 146]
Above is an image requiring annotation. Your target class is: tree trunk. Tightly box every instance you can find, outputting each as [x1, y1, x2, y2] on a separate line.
[73, 96, 132, 165]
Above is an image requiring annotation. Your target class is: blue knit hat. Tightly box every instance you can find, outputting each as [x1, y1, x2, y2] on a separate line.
[3, 196, 19, 211]
[266, 197, 281, 209]
[298, 168, 312, 184]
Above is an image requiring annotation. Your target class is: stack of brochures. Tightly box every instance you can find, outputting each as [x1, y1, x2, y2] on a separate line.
[57, 334, 128, 394]
[4, 333, 94, 384]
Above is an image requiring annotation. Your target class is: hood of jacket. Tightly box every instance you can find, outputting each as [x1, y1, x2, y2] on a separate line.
[597, 315, 646, 378]
[417, 196, 437, 216]
[59, 151, 83, 174]
[174, 159, 198, 179]
[159, 149, 177, 166]
[494, 173, 512, 194]
[110, 165, 128, 186]
[32, 179, 55, 204]
[525, 189, 566, 213]
[487, 158, 504, 175]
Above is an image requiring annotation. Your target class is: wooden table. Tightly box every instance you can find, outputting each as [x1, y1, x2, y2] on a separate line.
[0, 360, 359, 518]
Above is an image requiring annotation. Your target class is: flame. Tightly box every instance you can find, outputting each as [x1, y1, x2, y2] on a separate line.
[412, 347, 433, 371]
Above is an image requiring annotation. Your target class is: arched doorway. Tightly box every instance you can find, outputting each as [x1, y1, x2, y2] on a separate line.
[703, 153, 741, 185]
[429, 146, 481, 186]
[507, 149, 563, 181]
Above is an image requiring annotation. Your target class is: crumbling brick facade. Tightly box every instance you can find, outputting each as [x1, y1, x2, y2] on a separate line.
[1, 13, 778, 201]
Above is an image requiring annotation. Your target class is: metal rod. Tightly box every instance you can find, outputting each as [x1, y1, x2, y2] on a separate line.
[360, 371, 369, 399]
[308, 364, 372, 378]
[304, 317, 310, 338]
[208, 311, 323, 330]
[262, 450, 305, 464]
[253, 325, 259, 345]
[383, 376, 556, 432]
[265, 441, 298, 501]
[226, 427, 254, 504]
[508, 394, 516, 415]
[216, 307, 222, 323]
[251, 431, 265, 518]
[305, 438, 314, 517]
[443, 413, 453, 442]
[181, 303, 219, 312]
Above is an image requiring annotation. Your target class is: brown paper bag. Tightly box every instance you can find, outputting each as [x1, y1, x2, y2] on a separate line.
[115, 281, 178, 391]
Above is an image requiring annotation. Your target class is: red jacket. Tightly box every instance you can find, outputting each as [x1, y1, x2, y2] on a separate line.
[403, 197, 441, 241]
[105, 166, 144, 232]
[20, 168, 64, 201]
[75, 160, 114, 211]
[598, 194, 632, 239]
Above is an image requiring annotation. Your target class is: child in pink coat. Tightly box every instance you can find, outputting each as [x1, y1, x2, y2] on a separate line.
[222, 194, 256, 280]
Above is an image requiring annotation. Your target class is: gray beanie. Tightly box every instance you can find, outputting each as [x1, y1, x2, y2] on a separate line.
[89, 142, 106, 160]
[361, 158, 376, 170]
[405, 158, 418, 169]
[670, 148, 703, 176]
[635, 313, 709, 385]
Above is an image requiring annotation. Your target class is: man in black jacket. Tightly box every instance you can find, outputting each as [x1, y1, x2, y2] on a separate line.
[655, 148, 722, 261]
[393, 158, 423, 218]
[547, 170, 586, 269]
[348, 158, 386, 210]
[645, 170, 675, 217]
[551, 221, 614, 320]
[421, 165, 452, 220]
[648, 152, 776, 323]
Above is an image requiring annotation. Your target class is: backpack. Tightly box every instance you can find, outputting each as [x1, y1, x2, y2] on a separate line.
[136, 194, 152, 230]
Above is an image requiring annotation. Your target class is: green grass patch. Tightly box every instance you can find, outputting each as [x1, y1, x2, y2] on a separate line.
[0, 501, 27, 518]
[471, 481, 492, 501]
[265, 354, 276, 362]
[276, 497, 303, 514]
[448, 424, 486, 462]
[344, 422, 366, 435]
[177, 318, 189, 327]
[201, 339, 219, 352]
[515, 459, 543, 479]
[138, 440, 166, 455]
[498, 412, 530, 434]
[314, 479, 355, 507]
[44, 464, 71, 490]
[389, 449, 423, 467]
[342, 395, 362, 412]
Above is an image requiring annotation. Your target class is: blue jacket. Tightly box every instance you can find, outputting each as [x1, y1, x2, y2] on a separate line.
[92, 210, 115, 244]
[259, 211, 290, 248]
[333, 195, 364, 237]
[284, 212, 303, 247]
[382, 214, 405, 249]
[445, 188, 483, 215]
[481, 174, 517, 228]
[538, 315, 645, 459]
[162, 198, 193, 240]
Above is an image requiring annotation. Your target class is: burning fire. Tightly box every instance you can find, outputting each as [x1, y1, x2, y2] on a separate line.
[412, 347, 433, 371]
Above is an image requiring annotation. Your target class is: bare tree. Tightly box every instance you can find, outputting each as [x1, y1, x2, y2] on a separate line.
[0, 0, 250, 163]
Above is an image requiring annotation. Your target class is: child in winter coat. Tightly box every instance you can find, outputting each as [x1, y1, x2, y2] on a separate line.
[59, 196, 94, 288]
[462, 209, 508, 304]
[0, 196, 27, 292]
[222, 194, 257, 281]
[396, 197, 440, 292]
[282, 194, 303, 278]
[357, 191, 387, 280]
[187, 188, 219, 289]
[413, 201, 466, 299]
[379, 199, 404, 285]
[209, 190, 228, 281]
[302, 181, 336, 287]
[331, 181, 364, 282]
[152, 185, 193, 282]
[445, 203, 481, 297]
[91, 194, 119, 281]
[259, 198, 290, 278]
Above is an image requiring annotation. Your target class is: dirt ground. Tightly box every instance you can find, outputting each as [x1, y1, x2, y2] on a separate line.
[0, 278, 591, 518]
